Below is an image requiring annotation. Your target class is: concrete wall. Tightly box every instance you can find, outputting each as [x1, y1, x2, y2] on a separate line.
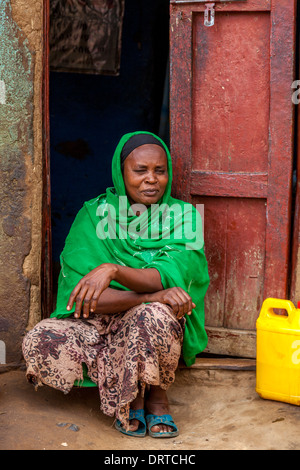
[0, 0, 44, 364]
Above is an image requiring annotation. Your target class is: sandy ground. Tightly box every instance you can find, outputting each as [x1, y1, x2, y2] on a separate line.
[1, 365, 300, 451]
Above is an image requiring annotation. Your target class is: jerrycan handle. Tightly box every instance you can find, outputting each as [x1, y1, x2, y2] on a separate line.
[259, 298, 296, 322]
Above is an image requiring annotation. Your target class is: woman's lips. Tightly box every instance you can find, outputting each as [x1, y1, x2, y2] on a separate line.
[142, 189, 159, 196]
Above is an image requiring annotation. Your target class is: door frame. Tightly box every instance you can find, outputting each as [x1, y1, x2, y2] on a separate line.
[41, 0, 53, 318]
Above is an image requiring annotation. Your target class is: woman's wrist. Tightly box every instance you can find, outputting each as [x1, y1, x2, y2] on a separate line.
[100, 263, 119, 281]
[142, 292, 155, 303]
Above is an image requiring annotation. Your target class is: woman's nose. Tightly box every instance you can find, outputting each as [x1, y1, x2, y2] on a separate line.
[145, 172, 157, 183]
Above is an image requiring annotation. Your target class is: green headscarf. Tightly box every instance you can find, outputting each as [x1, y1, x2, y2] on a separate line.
[51, 131, 210, 367]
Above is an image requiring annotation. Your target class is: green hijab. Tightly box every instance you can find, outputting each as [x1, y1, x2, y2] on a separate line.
[51, 131, 210, 367]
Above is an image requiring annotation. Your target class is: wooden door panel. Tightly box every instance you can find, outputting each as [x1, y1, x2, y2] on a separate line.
[193, 197, 227, 327]
[193, 196, 266, 330]
[170, 0, 296, 357]
[223, 198, 266, 330]
[192, 11, 270, 174]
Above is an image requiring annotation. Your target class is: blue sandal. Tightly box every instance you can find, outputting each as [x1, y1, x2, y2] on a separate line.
[115, 409, 146, 437]
[146, 414, 179, 438]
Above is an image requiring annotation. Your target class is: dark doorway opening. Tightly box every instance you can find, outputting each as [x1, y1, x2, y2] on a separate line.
[47, 0, 170, 313]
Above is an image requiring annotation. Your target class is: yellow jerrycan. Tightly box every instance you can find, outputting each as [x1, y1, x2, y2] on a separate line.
[256, 298, 300, 405]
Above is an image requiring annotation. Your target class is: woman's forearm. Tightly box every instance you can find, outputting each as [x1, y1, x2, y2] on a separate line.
[67, 263, 163, 318]
[93, 285, 196, 320]
[93, 287, 150, 315]
[114, 265, 163, 293]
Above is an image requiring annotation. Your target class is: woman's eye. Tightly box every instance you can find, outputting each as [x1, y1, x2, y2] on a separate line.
[133, 168, 166, 174]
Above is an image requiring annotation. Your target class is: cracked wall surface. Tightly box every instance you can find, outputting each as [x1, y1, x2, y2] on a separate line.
[0, 0, 43, 363]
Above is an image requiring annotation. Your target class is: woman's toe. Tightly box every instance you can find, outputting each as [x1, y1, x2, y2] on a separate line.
[151, 424, 172, 433]
[151, 424, 161, 433]
[129, 419, 140, 432]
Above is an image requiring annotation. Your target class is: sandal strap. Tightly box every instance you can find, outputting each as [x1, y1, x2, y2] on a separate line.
[146, 413, 177, 431]
[129, 408, 146, 425]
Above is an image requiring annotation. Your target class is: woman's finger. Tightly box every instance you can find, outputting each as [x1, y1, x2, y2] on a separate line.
[185, 302, 196, 317]
[82, 286, 96, 318]
[67, 282, 83, 311]
[169, 291, 185, 319]
[186, 296, 193, 316]
[173, 289, 191, 319]
[73, 284, 89, 318]
[176, 295, 185, 319]
[90, 287, 104, 313]
[165, 295, 179, 316]
[162, 288, 187, 319]
[178, 288, 196, 316]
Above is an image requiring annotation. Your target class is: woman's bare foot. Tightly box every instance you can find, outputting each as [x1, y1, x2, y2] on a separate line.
[145, 385, 174, 434]
[128, 392, 144, 432]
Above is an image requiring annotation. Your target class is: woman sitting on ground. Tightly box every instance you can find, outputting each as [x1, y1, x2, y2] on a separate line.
[22, 131, 209, 438]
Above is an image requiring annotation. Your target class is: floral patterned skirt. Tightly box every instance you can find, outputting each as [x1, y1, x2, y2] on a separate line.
[22, 302, 184, 429]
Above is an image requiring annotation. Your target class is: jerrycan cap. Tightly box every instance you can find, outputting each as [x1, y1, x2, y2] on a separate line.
[298, 301, 300, 309]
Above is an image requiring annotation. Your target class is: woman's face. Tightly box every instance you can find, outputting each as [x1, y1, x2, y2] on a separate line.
[123, 144, 169, 206]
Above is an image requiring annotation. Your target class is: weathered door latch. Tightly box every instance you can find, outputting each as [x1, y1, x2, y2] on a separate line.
[204, 3, 215, 27]
[171, 0, 247, 28]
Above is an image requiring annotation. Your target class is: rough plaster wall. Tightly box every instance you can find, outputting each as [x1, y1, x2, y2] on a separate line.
[0, 0, 43, 363]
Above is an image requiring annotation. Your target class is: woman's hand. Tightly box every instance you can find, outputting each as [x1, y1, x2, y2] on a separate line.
[67, 264, 118, 318]
[147, 287, 195, 320]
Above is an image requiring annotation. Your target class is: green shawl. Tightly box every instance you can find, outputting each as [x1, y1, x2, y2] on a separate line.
[51, 131, 210, 367]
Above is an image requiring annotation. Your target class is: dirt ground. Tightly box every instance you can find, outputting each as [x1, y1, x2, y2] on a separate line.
[1, 364, 300, 451]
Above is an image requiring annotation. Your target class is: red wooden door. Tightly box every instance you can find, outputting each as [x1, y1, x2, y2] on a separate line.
[170, 0, 296, 357]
